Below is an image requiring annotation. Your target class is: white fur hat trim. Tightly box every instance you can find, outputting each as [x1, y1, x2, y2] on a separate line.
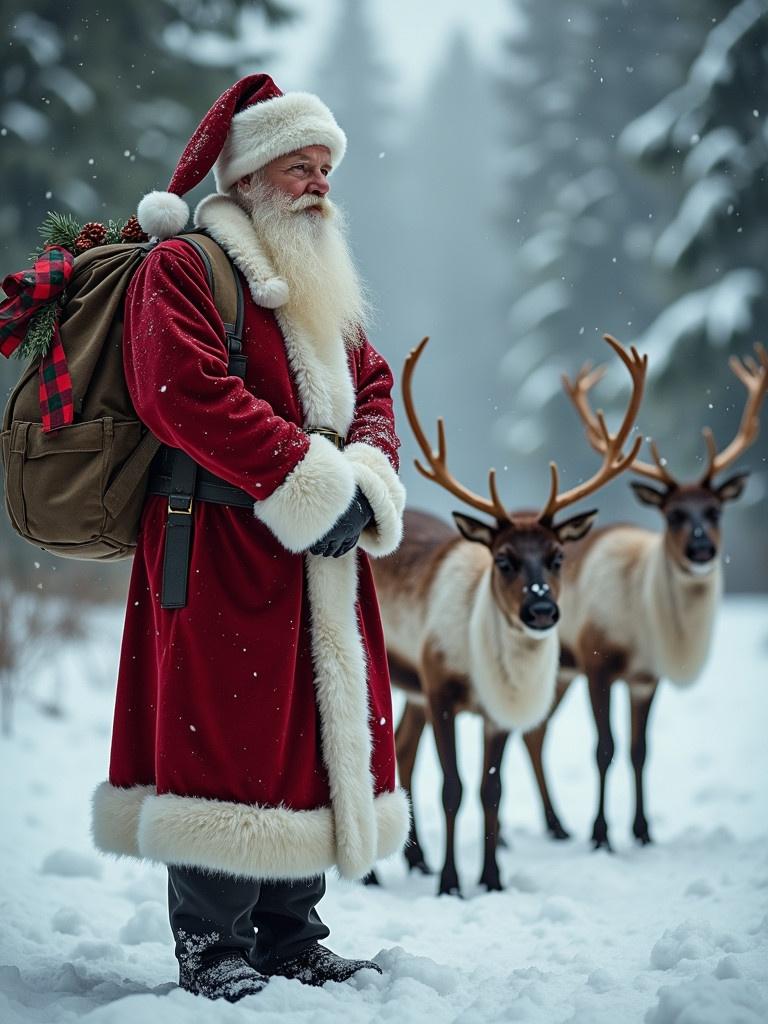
[214, 92, 347, 193]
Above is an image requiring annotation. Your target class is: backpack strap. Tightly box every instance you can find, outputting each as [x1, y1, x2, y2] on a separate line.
[157, 232, 246, 610]
[181, 231, 246, 378]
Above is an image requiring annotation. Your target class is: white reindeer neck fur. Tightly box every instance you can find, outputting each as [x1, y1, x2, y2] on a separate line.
[645, 533, 722, 685]
[561, 527, 722, 687]
[421, 543, 558, 731]
[468, 572, 559, 730]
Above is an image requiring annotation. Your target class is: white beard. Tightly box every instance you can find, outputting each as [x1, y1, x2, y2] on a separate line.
[237, 178, 370, 349]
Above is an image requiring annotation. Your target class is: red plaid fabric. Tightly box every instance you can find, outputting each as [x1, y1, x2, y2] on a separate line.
[0, 245, 75, 431]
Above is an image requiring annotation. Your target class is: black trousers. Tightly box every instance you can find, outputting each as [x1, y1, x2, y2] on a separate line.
[168, 865, 330, 975]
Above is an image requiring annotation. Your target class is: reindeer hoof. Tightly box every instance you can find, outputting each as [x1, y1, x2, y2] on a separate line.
[479, 875, 504, 893]
[591, 836, 613, 852]
[438, 873, 462, 897]
[407, 857, 432, 876]
[362, 870, 380, 886]
[547, 821, 571, 841]
[634, 829, 653, 846]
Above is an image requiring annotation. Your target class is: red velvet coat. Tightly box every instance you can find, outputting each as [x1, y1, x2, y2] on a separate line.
[92, 194, 408, 881]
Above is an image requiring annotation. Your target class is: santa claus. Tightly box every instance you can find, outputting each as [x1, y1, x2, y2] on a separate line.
[90, 73, 408, 1001]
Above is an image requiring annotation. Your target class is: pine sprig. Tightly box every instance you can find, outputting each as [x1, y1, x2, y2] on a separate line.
[105, 218, 126, 244]
[16, 303, 60, 363]
[38, 211, 82, 251]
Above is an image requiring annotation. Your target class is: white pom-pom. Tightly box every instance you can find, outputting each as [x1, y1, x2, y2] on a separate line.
[251, 276, 289, 309]
[137, 191, 189, 240]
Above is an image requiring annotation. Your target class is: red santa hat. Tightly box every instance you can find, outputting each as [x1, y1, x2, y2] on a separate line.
[137, 73, 347, 240]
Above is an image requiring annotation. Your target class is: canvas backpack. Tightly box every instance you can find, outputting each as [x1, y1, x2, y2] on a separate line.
[1, 232, 241, 560]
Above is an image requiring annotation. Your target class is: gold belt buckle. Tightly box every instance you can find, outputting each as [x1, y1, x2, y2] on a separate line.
[308, 427, 345, 450]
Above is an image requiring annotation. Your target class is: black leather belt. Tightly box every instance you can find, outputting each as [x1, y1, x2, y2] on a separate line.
[150, 426, 346, 611]
[147, 468, 254, 509]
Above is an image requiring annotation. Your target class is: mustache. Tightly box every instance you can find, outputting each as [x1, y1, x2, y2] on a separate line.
[290, 193, 332, 216]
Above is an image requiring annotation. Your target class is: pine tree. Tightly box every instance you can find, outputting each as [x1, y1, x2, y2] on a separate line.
[619, 0, 768, 588]
[376, 31, 509, 514]
[620, 1, 768, 445]
[1, 2, 292, 272]
[496, 0, 710, 508]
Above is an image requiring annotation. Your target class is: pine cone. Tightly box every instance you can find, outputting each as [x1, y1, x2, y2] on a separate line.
[120, 215, 149, 243]
[74, 221, 107, 253]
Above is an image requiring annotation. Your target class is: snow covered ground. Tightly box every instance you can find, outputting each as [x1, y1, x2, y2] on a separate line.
[1, 596, 766, 1023]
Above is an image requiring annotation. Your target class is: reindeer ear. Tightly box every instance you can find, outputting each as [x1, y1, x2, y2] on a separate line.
[452, 512, 497, 547]
[554, 509, 598, 543]
[630, 481, 667, 508]
[715, 469, 750, 503]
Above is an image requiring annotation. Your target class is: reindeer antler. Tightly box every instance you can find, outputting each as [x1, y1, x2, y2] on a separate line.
[402, 337, 510, 521]
[540, 334, 647, 523]
[700, 342, 768, 484]
[563, 336, 676, 487]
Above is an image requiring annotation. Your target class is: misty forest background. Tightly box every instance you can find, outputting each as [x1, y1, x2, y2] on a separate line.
[0, 0, 766, 706]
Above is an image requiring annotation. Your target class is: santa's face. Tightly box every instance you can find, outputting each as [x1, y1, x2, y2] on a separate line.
[256, 145, 332, 214]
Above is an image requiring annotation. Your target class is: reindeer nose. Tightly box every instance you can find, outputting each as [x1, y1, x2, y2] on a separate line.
[686, 537, 716, 563]
[521, 599, 560, 630]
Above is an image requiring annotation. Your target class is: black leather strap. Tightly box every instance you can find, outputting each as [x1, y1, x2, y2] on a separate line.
[148, 472, 254, 510]
[157, 233, 247, 610]
[160, 450, 198, 609]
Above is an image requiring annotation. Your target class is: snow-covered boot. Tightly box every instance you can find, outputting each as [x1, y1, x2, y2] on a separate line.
[183, 950, 268, 1002]
[263, 943, 383, 986]
[168, 864, 267, 1000]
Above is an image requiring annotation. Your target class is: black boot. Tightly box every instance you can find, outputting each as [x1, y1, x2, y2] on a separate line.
[168, 865, 268, 1001]
[251, 875, 380, 985]
[187, 951, 268, 1001]
[265, 943, 383, 986]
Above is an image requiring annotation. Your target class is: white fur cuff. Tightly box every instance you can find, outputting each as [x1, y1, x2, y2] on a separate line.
[91, 782, 409, 881]
[253, 434, 355, 553]
[91, 782, 155, 858]
[344, 443, 406, 557]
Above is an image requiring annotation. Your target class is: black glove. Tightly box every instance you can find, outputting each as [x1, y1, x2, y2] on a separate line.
[310, 487, 374, 558]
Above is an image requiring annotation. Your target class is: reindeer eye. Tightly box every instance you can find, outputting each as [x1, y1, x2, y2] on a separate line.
[666, 508, 687, 530]
[494, 554, 519, 576]
[548, 551, 564, 572]
[704, 506, 721, 524]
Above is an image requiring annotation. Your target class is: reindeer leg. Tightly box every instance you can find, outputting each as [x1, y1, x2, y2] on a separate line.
[630, 679, 658, 845]
[395, 700, 431, 874]
[522, 676, 572, 840]
[587, 672, 615, 851]
[426, 686, 463, 897]
[478, 723, 509, 892]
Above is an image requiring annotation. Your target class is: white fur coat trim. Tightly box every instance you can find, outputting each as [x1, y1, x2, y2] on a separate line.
[253, 434, 355, 552]
[92, 783, 408, 881]
[279, 292, 406, 877]
[468, 574, 559, 731]
[275, 310, 356, 435]
[344, 442, 406, 556]
[194, 194, 289, 308]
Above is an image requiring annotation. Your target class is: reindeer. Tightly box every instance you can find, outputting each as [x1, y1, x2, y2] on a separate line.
[371, 335, 647, 895]
[522, 344, 768, 851]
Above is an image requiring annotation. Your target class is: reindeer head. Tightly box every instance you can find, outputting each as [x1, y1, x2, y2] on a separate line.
[564, 343, 767, 576]
[402, 335, 647, 636]
[450, 510, 597, 634]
